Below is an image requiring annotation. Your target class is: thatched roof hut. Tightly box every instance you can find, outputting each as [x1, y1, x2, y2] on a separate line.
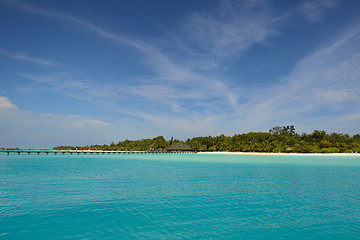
[167, 142, 192, 152]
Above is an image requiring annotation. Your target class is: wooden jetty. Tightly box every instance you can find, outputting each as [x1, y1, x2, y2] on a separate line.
[0, 149, 195, 155]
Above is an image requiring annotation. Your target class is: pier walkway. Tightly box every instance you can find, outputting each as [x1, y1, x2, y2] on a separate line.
[0, 150, 195, 155]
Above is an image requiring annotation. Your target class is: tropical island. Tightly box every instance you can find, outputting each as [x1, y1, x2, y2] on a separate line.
[53, 126, 360, 154]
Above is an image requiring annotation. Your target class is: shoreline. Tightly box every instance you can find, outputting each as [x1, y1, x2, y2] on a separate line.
[196, 152, 360, 157]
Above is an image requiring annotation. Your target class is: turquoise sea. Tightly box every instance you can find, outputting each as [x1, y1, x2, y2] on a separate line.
[1, 153, 360, 239]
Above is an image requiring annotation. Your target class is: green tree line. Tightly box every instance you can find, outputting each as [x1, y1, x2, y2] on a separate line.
[54, 126, 360, 153]
[54, 136, 178, 152]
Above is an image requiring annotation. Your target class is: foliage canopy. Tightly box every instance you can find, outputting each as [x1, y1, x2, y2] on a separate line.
[54, 126, 360, 153]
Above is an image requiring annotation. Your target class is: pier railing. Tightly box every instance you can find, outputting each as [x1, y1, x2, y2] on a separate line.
[0, 150, 195, 155]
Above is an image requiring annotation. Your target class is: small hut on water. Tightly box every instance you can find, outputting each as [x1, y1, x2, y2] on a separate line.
[167, 142, 192, 152]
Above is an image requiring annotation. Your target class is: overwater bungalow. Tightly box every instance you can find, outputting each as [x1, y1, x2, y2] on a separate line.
[167, 142, 192, 152]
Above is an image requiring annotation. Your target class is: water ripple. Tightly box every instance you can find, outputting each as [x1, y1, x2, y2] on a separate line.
[1, 154, 360, 239]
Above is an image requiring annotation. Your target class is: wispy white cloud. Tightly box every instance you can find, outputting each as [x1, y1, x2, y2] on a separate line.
[2, 0, 359, 139]
[18, 71, 232, 117]
[68, 115, 110, 128]
[0, 101, 112, 148]
[0, 48, 62, 66]
[0, 0, 291, 136]
[0, 0, 156, 56]
[162, 23, 360, 135]
[235, 24, 360, 133]
[0, 95, 18, 109]
[0, 0, 60, 17]
[126, 109, 221, 137]
[17, 72, 126, 110]
[1, 97, 206, 148]
[297, 0, 338, 22]
[19, 72, 91, 90]
[2, 0, 276, 112]
[182, 0, 276, 62]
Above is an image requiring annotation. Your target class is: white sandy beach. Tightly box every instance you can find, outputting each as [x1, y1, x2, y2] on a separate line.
[197, 152, 360, 157]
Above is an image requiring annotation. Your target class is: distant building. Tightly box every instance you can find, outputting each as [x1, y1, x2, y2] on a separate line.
[38, 148, 50, 150]
[167, 142, 192, 152]
[286, 147, 293, 152]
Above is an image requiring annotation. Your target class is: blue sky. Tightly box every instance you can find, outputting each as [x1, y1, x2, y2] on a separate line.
[1, 0, 360, 148]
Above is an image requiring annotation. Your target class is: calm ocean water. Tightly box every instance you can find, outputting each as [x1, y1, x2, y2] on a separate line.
[1, 153, 360, 239]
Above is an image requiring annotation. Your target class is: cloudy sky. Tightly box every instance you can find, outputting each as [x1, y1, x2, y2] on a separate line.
[1, 0, 360, 148]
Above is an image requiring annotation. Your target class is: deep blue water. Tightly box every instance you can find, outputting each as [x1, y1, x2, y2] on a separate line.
[1, 153, 360, 239]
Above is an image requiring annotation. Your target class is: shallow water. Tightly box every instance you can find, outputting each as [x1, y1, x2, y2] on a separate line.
[1, 154, 360, 239]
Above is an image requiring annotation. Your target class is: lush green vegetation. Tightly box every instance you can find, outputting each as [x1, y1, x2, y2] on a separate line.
[54, 126, 360, 153]
[54, 136, 177, 152]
